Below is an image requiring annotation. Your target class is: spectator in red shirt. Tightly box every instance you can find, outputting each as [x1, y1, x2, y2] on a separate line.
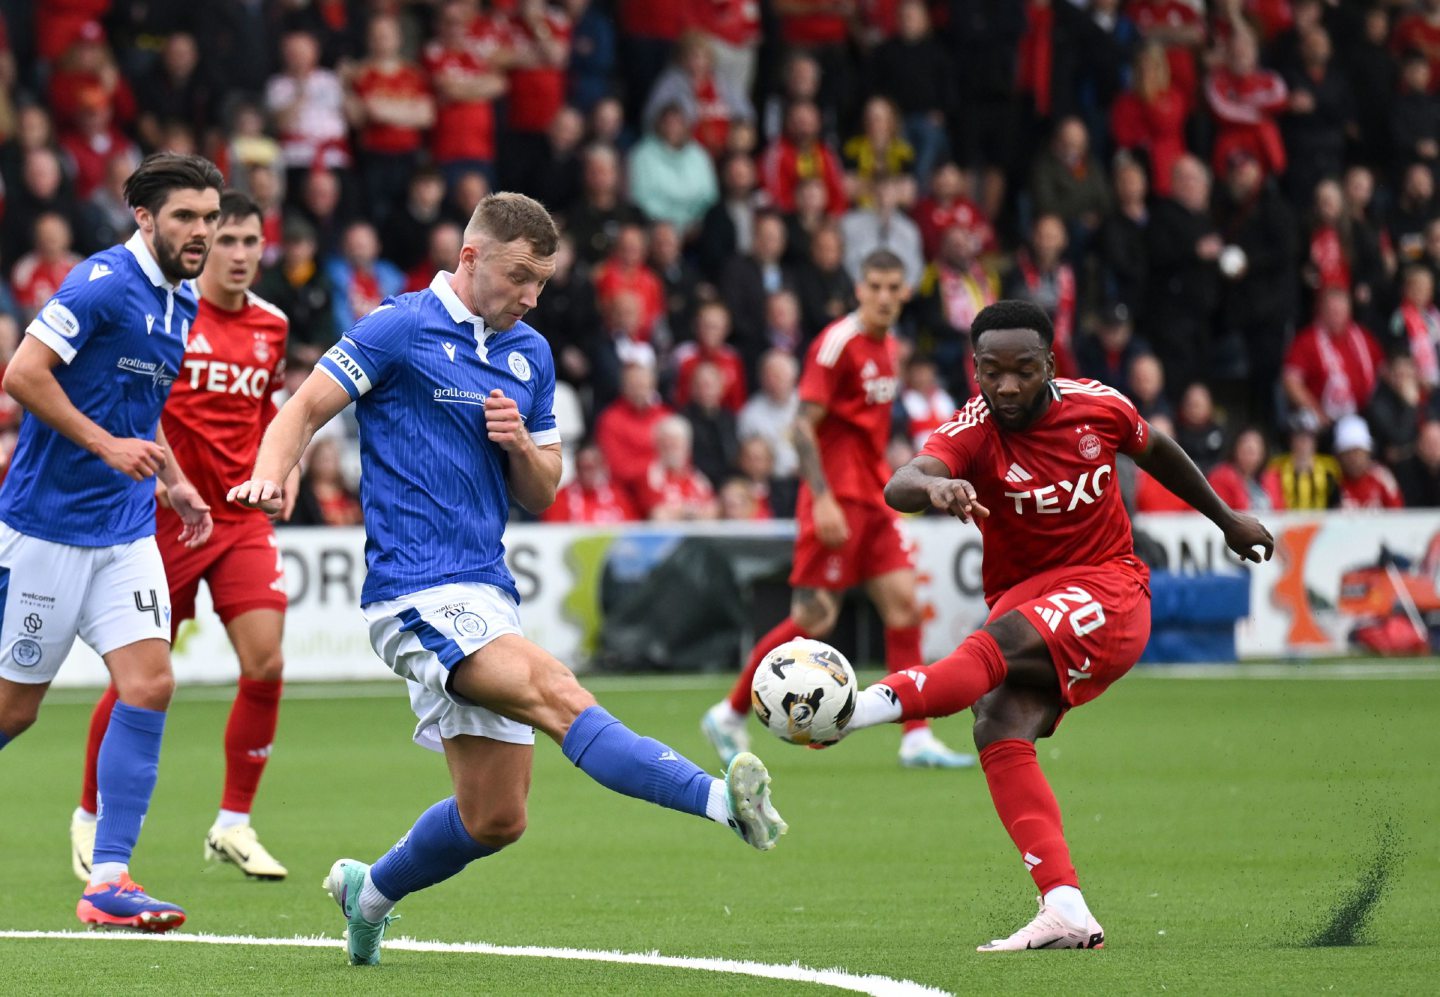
[1392, 0, 1440, 94]
[46, 21, 136, 130]
[636, 414, 720, 521]
[672, 301, 748, 412]
[595, 359, 675, 500]
[11, 212, 80, 322]
[56, 85, 139, 201]
[1284, 287, 1386, 432]
[346, 14, 435, 223]
[1206, 27, 1289, 181]
[717, 476, 770, 520]
[1110, 40, 1190, 197]
[759, 101, 847, 216]
[1129, 0, 1205, 110]
[1334, 414, 1404, 509]
[424, 1, 508, 189]
[405, 222, 464, 293]
[502, 0, 573, 191]
[542, 444, 638, 523]
[913, 161, 996, 260]
[592, 223, 666, 341]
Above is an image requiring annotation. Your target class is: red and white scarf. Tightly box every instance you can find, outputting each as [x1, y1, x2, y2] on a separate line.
[1315, 324, 1375, 420]
[1399, 302, 1440, 388]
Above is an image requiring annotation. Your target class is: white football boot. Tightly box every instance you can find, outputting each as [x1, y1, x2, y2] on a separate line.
[977, 897, 1105, 951]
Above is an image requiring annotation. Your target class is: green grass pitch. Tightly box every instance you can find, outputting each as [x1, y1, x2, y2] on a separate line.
[2, 666, 1438, 995]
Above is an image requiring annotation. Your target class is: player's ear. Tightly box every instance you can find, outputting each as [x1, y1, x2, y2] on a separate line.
[133, 206, 154, 234]
[1045, 351, 1056, 380]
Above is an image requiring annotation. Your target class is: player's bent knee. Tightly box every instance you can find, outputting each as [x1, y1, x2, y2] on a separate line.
[241, 651, 284, 683]
[457, 803, 527, 849]
[114, 671, 175, 712]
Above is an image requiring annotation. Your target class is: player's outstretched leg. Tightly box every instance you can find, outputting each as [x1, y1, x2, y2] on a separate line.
[702, 617, 808, 765]
[73, 684, 120, 881]
[883, 622, 975, 769]
[564, 705, 787, 850]
[841, 628, 1010, 736]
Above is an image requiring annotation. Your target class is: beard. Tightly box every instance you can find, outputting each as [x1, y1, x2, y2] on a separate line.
[153, 229, 209, 282]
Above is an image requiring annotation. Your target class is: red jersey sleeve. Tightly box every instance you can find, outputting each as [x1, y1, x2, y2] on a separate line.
[918, 396, 988, 479]
[797, 333, 845, 408]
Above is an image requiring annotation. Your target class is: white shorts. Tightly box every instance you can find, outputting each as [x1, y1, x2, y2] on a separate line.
[362, 581, 534, 753]
[0, 523, 171, 684]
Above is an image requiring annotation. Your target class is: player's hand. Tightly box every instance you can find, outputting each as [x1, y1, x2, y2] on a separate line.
[927, 478, 989, 522]
[484, 389, 529, 451]
[99, 436, 166, 481]
[1223, 512, 1274, 564]
[812, 491, 850, 549]
[167, 480, 213, 549]
[228, 478, 285, 517]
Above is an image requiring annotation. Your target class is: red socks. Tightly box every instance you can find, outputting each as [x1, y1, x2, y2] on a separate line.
[80, 685, 120, 813]
[980, 738, 1078, 893]
[727, 618, 808, 714]
[884, 625, 929, 734]
[877, 629, 1008, 721]
[222, 677, 283, 813]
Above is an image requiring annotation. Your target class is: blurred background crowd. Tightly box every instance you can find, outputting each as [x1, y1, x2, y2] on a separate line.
[1, 0, 1439, 525]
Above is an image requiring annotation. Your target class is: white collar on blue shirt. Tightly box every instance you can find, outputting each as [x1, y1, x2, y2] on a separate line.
[124, 231, 180, 291]
[430, 271, 499, 342]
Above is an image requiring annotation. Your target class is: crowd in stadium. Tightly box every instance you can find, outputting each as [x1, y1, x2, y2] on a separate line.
[2, 0, 1440, 523]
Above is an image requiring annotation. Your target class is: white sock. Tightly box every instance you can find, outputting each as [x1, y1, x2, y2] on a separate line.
[74, 806, 96, 825]
[1045, 885, 1091, 926]
[899, 726, 934, 754]
[704, 779, 729, 824]
[89, 862, 127, 887]
[359, 870, 397, 922]
[214, 809, 250, 831]
[710, 701, 744, 723]
[849, 685, 903, 731]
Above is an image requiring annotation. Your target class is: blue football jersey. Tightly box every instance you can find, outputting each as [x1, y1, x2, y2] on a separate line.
[0, 233, 197, 546]
[317, 272, 561, 605]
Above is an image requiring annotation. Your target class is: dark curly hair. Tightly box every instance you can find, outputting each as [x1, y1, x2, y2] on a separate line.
[971, 300, 1055, 348]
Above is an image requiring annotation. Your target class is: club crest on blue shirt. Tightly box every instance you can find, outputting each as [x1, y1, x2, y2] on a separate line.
[508, 352, 531, 381]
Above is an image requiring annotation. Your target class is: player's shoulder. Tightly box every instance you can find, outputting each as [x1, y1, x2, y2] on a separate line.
[244, 289, 290, 330]
[931, 394, 992, 441]
[810, 313, 864, 368]
[1055, 377, 1137, 414]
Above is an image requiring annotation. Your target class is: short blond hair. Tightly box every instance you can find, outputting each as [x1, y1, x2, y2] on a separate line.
[464, 192, 559, 256]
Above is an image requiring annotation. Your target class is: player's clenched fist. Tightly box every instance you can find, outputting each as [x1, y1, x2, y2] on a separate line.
[227, 478, 285, 517]
[99, 436, 166, 481]
[484, 389, 527, 451]
[926, 478, 989, 522]
[1222, 512, 1275, 564]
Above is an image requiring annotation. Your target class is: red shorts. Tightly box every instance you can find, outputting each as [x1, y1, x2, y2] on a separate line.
[988, 556, 1151, 725]
[156, 507, 288, 636]
[789, 498, 914, 590]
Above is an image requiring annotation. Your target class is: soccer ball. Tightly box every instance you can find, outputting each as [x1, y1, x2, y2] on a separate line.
[750, 638, 857, 746]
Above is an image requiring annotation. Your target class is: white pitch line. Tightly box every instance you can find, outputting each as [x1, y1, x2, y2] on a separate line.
[0, 931, 950, 997]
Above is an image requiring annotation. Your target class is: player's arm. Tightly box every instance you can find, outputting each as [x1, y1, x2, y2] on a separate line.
[229, 371, 352, 516]
[1, 336, 164, 480]
[153, 421, 213, 548]
[791, 400, 849, 547]
[1131, 425, 1275, 563]
[484, 389, 562, 514]
[885, 455, 989, 522]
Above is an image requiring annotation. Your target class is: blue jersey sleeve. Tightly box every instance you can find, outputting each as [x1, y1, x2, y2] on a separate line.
[526, 344, 560, 447]
[26, 259, 119, 363]
[316, 302, 409, 400]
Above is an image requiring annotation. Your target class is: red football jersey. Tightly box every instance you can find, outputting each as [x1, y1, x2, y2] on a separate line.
[798, 313, 900, 506]
[351, 62, 431, 154]
[921, 378, 1150, 604]
[164, 290, 288, 523]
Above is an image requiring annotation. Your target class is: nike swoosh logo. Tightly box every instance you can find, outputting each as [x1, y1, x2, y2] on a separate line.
[1027, 938, 1064, 949]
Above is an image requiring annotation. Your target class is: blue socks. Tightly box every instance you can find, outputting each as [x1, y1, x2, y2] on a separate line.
[0, 728, 10, 750]
[93, 702, 166, 865]
[561, 706, 713, 818]
[370, 797, 496, 902]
